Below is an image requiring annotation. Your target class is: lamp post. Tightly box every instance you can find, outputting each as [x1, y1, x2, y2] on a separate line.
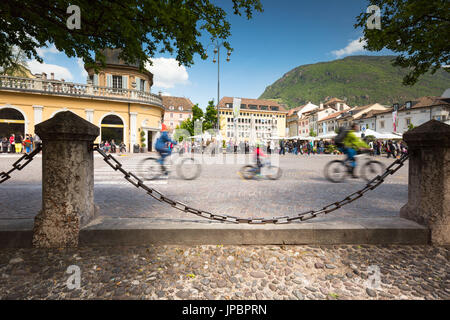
[206, 40, 231, 133]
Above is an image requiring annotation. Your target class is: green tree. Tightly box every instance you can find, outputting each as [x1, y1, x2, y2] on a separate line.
[355, 0, 450, 85]
[0, 46, 29, 77]
[309, 127, 317, 137]
[178, 118, 194, 137]
[204, 100, 218, 131]
[0, 0, 263, 70]
[407, 123, 415, 131]
[192, 104, 204, 121]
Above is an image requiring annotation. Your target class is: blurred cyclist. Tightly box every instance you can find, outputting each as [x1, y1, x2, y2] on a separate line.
[254, 141, 266, 175]
[341, 123, 370, 178]
[155, 123, 177, 174]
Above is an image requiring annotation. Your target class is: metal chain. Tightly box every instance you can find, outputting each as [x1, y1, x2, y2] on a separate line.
[96, 147, 409, 224]
[0, 144, 42, 184]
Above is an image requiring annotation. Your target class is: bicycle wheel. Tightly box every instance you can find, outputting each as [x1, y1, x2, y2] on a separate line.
[361, 160, 385, 182]
[266, 166, 282, 180]
[176, 158, 201, 180]
[240, 165, 256, 180]
[324, 160, 348, 183]
[140, 157, 163, 180]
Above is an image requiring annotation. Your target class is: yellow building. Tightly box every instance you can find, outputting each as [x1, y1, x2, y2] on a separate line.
[218, 97, 287, 143]
[0, 49, 164, 152]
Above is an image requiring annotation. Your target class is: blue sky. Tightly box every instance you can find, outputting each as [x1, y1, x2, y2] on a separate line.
[28, 0, 393, 110]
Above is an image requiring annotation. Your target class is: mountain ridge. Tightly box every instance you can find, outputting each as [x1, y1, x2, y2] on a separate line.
[259, 55, 450, 109]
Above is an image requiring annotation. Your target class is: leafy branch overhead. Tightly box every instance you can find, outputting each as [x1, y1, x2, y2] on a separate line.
[0, 0, 263, 72]
[355, 0, 450, 85]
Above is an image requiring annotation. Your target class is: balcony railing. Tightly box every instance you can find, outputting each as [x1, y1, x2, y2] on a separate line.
[0, 75, 163, 107]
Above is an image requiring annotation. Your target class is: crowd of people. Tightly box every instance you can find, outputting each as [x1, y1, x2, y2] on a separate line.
[278, 139, 331, 155]
[0, 133, 41, 154]
[276, 138, 407, 158]
[98, 140, 127, 153]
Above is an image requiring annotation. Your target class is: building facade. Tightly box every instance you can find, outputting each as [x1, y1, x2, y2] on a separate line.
[161, 96, 193, 132]
[286, 102, 319, 137]
[298, 98, 351, 137]
[370, 97, 450, 134]
[218, 97, 287, 143]
[0, 49, 164, 152]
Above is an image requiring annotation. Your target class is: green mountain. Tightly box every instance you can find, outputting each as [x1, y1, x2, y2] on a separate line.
[259, 55, 450, 109]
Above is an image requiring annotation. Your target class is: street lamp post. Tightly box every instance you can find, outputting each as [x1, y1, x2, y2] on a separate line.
[206, 40, 231, 134]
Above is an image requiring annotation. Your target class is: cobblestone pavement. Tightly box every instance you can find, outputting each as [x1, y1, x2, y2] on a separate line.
[0, 244, 448, 300]
[0, 153, 408, 223]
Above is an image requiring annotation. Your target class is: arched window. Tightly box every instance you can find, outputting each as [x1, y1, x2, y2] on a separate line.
[101, 114, 124, 144]
[0, 108, 25, 138]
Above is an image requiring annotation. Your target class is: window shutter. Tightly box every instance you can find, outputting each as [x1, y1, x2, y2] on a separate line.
[143, 80, 147, 92]
[93, 74, 99, 85]
[106, 74, 112, 87]
[122, 75, 128, 89]
[135, 77, 140, 91]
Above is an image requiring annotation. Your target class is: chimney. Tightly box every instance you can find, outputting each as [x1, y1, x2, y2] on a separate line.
[158, 91, 162, 96]
[320, 103, 323, 109]
[50, 73, 54, 80]
[42, 72, 47, 80]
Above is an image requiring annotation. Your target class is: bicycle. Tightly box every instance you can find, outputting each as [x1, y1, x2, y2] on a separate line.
[239, 160, 282, 180]
[324, 150, 385, 183]
[139, 146, 201, 180]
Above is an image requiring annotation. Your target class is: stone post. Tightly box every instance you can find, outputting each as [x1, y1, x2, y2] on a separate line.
[400, 120, 450, 245]
[32, 111, 100, 248]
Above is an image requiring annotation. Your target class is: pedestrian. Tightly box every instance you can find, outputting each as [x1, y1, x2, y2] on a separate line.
[279, 139, 285, 155]
[33, 133, 41, 151]
[104, 140, 110, 153]
[318, 139, 324, 154]
[110, 139, 117, 153]
[9, 134, 15, 154]
[23, 134, 32, 154]
[368, 140, 374, 156]
[15, 134, 23, 153]
[1, 136, 9, 153]
[28, 134, 34, 152]
[386, 140, 393, 158]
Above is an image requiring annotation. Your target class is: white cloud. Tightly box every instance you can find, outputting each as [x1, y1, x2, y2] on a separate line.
[28, 60, 73, 81]
[36, 44, 60, 58]
[332, 38, 367, 58]
[77, 58, 88, 79]
[146, 57, 189, 89]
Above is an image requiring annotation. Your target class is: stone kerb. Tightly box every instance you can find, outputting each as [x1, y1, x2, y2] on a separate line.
[32, 111, 99, 248]
[400, 120, 450, 245]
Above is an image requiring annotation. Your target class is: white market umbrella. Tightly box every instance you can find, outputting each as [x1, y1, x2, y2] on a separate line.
[317, 132, 337, 139]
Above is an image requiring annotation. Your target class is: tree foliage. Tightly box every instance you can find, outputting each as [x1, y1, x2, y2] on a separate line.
[0, 0, 262, 71]
[355, 0, 450, 85]
[204, 100, 218, 130]
[177, 100, 218, 135]
[0, 46, 29, 77]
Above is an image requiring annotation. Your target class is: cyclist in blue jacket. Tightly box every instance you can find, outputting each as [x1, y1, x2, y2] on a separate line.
[155, 123, 177, 174]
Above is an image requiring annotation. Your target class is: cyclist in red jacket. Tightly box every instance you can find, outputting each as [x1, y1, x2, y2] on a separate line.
[254, 142, 266, 175]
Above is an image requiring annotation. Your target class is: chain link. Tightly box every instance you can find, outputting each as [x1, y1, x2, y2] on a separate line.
[94, 147, 409, 224]
[0, 144, 42, 184]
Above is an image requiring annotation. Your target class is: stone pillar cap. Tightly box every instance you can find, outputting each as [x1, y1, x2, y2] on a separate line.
[403, 120, 450, 148]
[35, 111, 100, 141]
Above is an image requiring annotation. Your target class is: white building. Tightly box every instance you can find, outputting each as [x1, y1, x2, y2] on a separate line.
[366, 96, 449, 134]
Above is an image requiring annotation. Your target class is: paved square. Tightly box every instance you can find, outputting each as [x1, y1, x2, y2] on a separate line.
[0, 152, 408, 224]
